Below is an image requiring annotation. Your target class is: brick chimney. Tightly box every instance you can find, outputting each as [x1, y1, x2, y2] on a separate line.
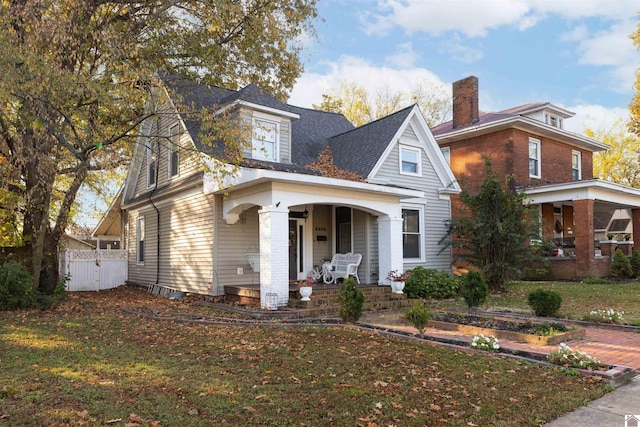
[452, 76, 479, 129]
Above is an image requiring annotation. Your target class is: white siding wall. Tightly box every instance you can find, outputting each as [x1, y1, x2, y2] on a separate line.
[373, 125, 453, 271]
[214, 199, 262, 287]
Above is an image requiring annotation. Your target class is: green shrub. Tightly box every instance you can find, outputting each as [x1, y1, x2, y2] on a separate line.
[631, 250, 640, 278]
[0, 260, 35, 310]
[582, 277, 611, 285]
[527, 289, 562, 317]
[403, 267, 460, 299]
[459, 271, 488, 310]
[611, 248, 632, 279]
[337, 276, 364, 323]
[405, 301, 430, 335]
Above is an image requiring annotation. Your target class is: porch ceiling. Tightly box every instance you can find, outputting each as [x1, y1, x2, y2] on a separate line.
[522, 179, 640, 210]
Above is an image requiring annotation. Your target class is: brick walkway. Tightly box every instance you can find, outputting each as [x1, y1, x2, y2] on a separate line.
[360, 311, 640, 370]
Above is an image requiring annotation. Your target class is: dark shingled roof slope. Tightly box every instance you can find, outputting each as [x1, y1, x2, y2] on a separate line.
[328, 105, 414, 177]
[159, 74, 413, 177]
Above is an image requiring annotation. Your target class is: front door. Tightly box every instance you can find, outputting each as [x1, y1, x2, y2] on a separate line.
[289, 219, 304, 280]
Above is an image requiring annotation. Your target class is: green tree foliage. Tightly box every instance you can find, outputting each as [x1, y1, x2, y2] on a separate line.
[588, 120, 640, 187]
[630, 21, 640, 136]
[312, 81, 451, 127]
[527, 289, 562, 317]
[459, 271, 488, 310]
[631, 250, 640, 278]
[611, 248, 633, 279]
[0, 0, 317, 292]
[337, 277, 364, 324]
[441, 158, 541, 292]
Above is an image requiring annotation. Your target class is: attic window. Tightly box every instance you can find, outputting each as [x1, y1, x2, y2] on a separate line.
[399, 146, 421, 176]
[146, 141, 157, 187]
[168, 123, 180, 178]
[252, 117, 278, 161]
[544, 113, 563, 129]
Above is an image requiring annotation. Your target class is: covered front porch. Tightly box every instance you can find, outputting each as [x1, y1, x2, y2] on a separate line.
[206, 168, 426, 309]
[524, 179, 640, 280]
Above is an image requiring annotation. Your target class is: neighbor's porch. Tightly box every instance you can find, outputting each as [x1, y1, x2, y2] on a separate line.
[524, 180, 640, 280]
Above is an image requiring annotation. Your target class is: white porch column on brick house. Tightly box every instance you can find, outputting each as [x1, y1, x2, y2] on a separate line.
[378, 214, 404, 285]
[258, 204, 290, 309]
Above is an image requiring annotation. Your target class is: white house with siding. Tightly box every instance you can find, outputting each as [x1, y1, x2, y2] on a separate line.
[110, 74, 460, 308]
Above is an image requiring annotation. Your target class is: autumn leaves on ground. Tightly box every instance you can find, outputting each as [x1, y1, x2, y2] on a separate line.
[0, 287, 608, 427]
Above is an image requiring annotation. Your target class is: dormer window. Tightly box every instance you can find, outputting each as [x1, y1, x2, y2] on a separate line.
[252, 114, 279, 161]
[544, 113, 563, 129]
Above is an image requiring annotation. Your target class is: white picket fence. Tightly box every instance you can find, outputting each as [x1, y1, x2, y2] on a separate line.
[61, 250, 128, 291]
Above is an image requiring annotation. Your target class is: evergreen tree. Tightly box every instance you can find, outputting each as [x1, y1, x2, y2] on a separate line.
[441, 158, 541, 292]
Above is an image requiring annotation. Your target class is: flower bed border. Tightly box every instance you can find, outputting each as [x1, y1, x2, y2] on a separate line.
[428, 319, 585, 345]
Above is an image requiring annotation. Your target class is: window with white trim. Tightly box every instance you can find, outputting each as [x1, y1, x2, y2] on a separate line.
[136, 217, 145, 264]
[402, 208, 422, 259]
[252, 117, 278, 161]
[572, 150, 581, 181]
[168, 123, 180, 178]
[441, 147, 451, 165]
[529, 138, 541, 178]
[146, 141, 157, 187]
[399, 146, 421, 175]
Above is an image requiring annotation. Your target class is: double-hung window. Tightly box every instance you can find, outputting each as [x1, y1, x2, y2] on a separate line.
[168, 123, 180, 178]
[147, 141, 157, 187]
[441, 147, 451, 165]
[402, 208, 422, 259]
[399, 146, 421, 175]
[252, 117, 278, 161]
[136, 217, 145, 264]
[572, 150, 581, 181]
[529, 138, 541, 178]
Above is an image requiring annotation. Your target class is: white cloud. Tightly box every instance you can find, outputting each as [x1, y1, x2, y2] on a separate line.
[437, 35, 484, 63]
[288, 55, 448, 108]
[364, 0, 639, 38]
[563, 104, 630, 134]
[560, 25, 588, 42]
[385, 42, 419, 68]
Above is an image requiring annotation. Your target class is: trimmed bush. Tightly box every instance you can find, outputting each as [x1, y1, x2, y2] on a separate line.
[405, 301, 430, 335]
[631, 250, 640, 278]
[403, 267, 460, 299]
[460, 271, 488, 310]
[611, 249, 632, 279]
[337, 276, 364, 323]
[527, 289, 562, 317]
[0, 260, 35, 310]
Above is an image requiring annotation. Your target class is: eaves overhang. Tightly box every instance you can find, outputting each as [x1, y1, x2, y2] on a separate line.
[435, 116, 608, 152]
[204, 166, 425, 200]
[521, 179, 640, 208]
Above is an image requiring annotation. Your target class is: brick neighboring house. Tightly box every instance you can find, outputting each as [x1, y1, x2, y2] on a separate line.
[432, 76, 640, 280]
[99, 74, 460, 308]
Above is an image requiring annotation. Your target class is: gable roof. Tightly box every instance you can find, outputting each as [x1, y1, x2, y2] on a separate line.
[328, 106, 414, 177]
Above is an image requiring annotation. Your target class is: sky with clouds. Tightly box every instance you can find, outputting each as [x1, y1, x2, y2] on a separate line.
[288, 0, 640, 133]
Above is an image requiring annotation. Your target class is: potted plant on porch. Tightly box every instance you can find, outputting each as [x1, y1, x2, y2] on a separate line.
[386, 270, 409, 294]
[298, 277, 315, 301]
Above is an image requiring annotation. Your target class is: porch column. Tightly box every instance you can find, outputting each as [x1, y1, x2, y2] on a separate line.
[377, 215, 403, 285]
[258, 205, 289, 309]
[574, 199, 595, 279]
[633, 209, 640, 251]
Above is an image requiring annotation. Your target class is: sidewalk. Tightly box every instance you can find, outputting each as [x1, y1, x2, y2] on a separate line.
[546, 375, 640, 426]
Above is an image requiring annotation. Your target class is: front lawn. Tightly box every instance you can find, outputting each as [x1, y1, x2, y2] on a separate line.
[0, 287, 609, 426]
[430, 280, 640, 323]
